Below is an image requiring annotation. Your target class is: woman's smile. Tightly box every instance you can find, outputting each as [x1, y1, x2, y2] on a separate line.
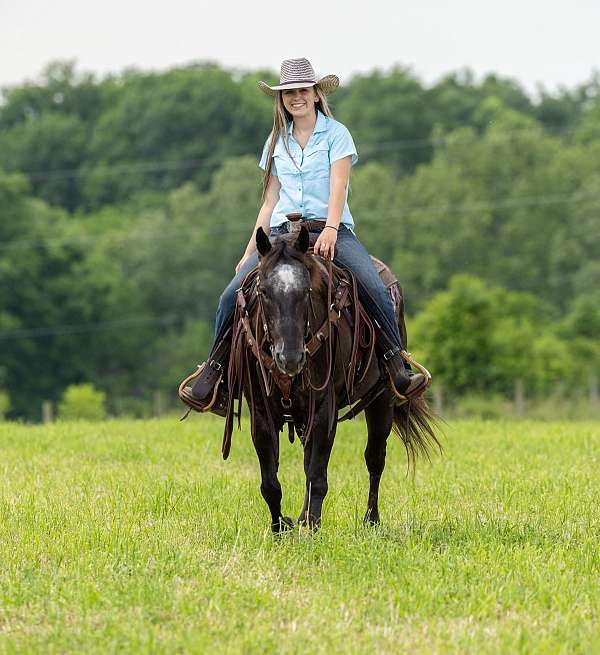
[289, 101, 307, 111]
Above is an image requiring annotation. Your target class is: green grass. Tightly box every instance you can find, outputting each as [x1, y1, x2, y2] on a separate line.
[0, 417, 598, 654]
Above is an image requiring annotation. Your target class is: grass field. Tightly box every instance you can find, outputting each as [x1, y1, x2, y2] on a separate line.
[0, 416, 598, 654]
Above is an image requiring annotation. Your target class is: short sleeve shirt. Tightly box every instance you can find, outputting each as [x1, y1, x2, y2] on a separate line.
[259, 110, 358, 229]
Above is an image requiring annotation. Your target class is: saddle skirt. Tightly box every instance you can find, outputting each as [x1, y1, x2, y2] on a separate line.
[371, 255, 406, 338]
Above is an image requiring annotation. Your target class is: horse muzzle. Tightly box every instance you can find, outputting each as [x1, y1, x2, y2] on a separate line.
[274, 347, 307, 377]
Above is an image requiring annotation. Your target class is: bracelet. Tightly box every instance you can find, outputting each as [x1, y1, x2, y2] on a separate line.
[324, 225, 339, 232]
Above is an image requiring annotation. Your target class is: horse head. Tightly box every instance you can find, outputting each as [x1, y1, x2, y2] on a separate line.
[255, 226, 311, 377]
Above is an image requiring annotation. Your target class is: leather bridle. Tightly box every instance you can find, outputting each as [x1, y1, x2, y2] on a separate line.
[228, 252, 376, 448]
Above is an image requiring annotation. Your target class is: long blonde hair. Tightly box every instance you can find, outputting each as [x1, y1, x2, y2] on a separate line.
[260, 86, 334, 204]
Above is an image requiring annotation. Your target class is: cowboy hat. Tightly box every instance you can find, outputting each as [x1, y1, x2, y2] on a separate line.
[258, 58, 339, 97]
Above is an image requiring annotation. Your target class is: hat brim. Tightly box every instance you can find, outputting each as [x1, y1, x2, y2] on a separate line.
[258, 74, 339, 97]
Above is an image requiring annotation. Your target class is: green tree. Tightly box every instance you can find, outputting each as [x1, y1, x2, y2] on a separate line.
[348, 162, 398, 263]
[0, 61, 104, 128]
[58, 383, 107, 420]
[426, 70, 533, 133]
[411, 275, 499, 393]
[0, 171, 154, 417]
[335, 67, 432, 174]
[389, 99, 594, 306]
[79, 65, 262, 208]
[0, 61, 107, 210]
[0, 112, 87, 210]
[121, 156, 262, 327]
[412, 274, 568, 396]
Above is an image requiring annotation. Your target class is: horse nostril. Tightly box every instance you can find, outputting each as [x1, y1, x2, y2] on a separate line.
[274, 349, 306, 375]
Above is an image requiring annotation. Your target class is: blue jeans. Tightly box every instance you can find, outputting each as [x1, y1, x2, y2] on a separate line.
[213, 223, 402, 348]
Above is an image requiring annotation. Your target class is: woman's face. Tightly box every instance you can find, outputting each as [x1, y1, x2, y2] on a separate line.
[281, 87, 319, 119]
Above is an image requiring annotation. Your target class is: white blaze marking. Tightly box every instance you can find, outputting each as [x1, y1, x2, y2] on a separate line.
[274, 264, 301, 293]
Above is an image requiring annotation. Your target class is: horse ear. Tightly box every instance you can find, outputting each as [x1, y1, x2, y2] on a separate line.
[295, 226, 309, 254]
[256, 227, 272, 256]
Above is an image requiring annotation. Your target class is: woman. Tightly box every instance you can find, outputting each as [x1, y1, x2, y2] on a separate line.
[184, 58, 427, 414]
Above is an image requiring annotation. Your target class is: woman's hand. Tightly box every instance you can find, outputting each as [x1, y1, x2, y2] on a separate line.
[314, 227, 338, 260]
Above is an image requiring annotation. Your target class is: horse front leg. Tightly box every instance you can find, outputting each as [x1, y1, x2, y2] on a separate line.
[252, 419, 294, 533]
[363, 391, 393, 525]
[298, 417, 337, 529]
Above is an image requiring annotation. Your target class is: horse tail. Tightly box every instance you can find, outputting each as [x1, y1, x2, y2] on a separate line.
[392, 395, 442, 470]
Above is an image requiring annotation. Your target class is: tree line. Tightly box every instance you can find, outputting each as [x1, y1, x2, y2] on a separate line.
[1, 61, 599, 419]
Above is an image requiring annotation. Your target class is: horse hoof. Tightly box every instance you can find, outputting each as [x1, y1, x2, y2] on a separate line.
[297, 512, 321, 530]
[272, 516, 295, 533]
[363, 510, 380, 526]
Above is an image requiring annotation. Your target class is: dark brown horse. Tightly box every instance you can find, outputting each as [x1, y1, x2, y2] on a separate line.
[216, 226, 439, 531]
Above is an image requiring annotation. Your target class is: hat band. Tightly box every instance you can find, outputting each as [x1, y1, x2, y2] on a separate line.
[278, 79, 316, 86]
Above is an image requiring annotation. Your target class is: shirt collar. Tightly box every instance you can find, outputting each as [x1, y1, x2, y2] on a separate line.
[288, 109, 328, 135]
[314, 109, 328, 133]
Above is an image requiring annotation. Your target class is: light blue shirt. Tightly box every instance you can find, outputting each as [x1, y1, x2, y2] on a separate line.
[259, 110, 358, 229]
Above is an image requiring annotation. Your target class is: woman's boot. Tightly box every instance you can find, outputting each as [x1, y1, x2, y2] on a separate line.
[178, 329, 231, 417]
[377, 332, 431, 401]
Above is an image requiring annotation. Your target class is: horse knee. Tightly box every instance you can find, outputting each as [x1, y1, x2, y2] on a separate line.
[260, 480, 281, 504]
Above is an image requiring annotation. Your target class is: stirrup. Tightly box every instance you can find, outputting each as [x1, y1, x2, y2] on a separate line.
[178, 363, 224, 417]
[388, 350, 432, 402]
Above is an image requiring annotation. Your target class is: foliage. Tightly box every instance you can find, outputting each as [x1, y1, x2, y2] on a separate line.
[1, 62, 599, 417]
[0, 391, 9, 420]
[448, 393, 513, 420]
[411, 274, 595, 397]
[57, 383, 107, 421]
[0, 171, 156, 417]
[2, 61, 598, 213]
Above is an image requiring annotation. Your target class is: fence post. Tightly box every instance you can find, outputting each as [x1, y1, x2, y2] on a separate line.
[42, 401, 53, 424]
[514, 379, 525, 417]
[590, 373, 598, 413]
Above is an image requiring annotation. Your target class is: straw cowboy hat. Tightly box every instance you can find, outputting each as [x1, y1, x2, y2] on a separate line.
[258, 58, 339, 97]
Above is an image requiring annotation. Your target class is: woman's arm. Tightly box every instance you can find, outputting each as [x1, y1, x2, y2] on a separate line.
[314, 155, 352, 260]
[235, 175, 281, 272]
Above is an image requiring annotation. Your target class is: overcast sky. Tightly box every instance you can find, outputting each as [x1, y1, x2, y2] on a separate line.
[2, 0, 599, 95]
